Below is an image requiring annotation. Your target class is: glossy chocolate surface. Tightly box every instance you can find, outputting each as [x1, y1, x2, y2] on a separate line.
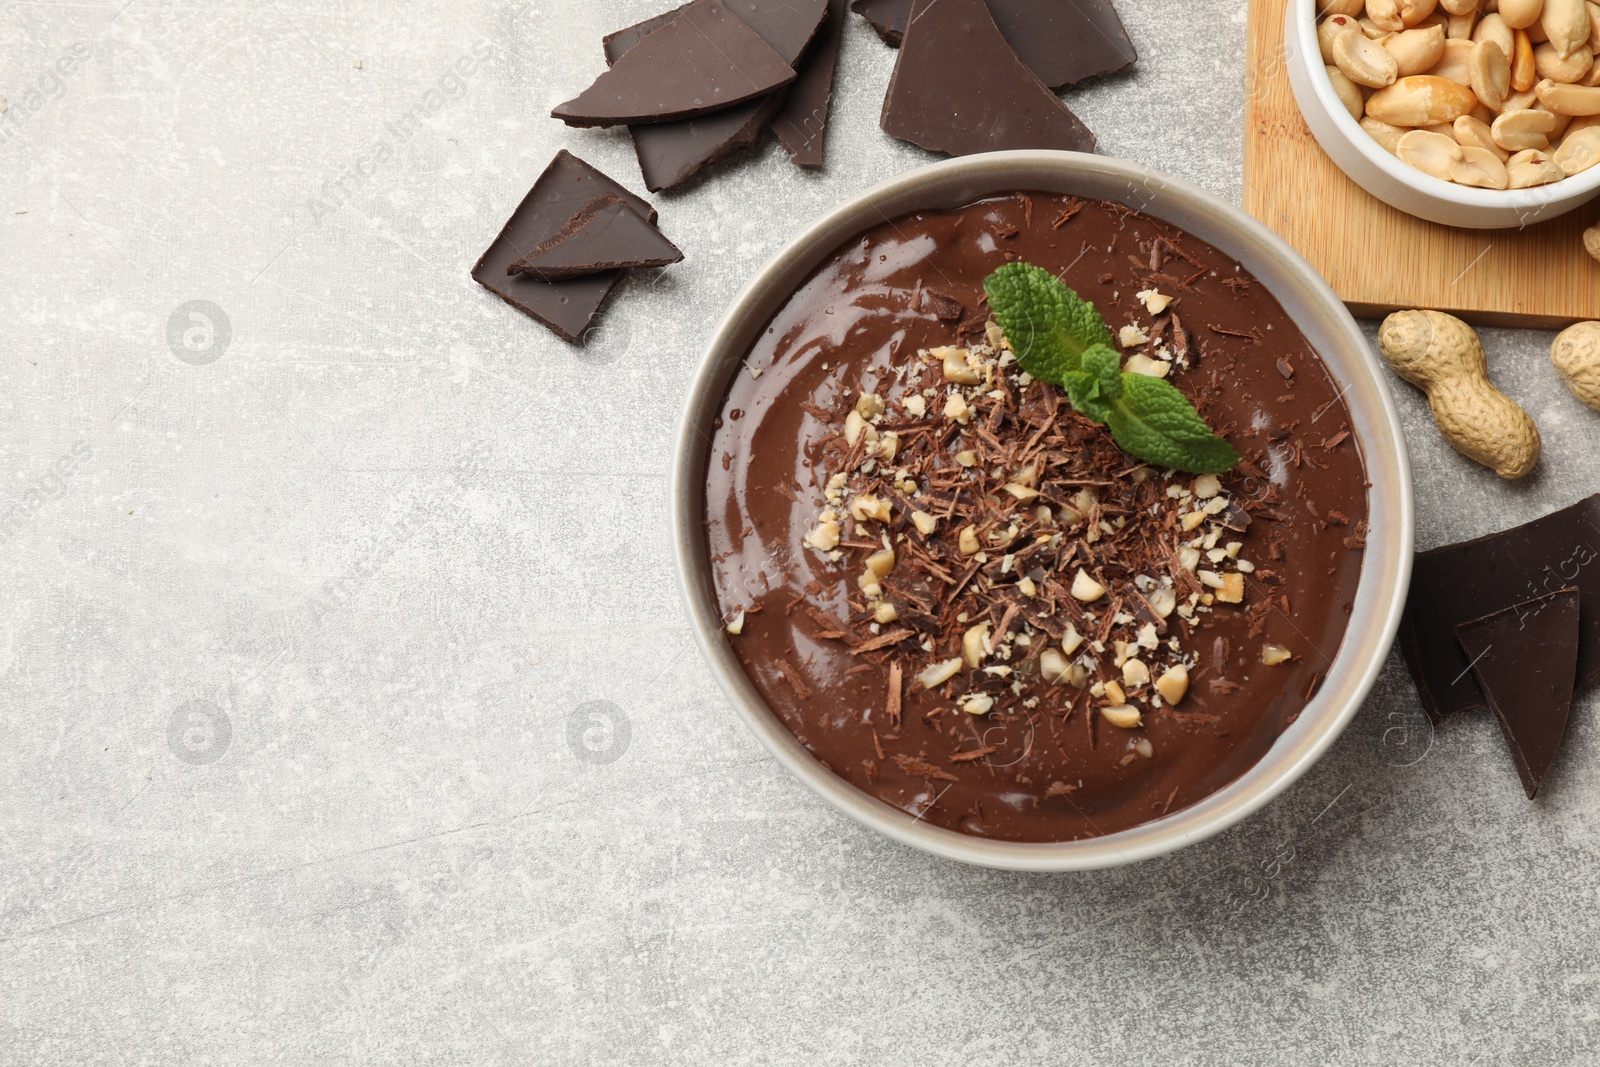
[704, 194, 1370, 842]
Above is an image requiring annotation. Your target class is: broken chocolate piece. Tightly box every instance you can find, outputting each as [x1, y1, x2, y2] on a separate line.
[880, 0, 1096, 157]
[506, 195, 683, 281]
[604, 0, 830, 190]
[553, 0, 796, 128]
[1456, 589, 1581, 798]
[471, 151, 656, 343]
[772, 0, 847, 166]
[853, 0, 1137, 88]
[1401, 494, 1600, 722]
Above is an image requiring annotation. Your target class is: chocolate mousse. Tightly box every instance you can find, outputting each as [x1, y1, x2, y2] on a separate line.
[704, 193, 1369, 842]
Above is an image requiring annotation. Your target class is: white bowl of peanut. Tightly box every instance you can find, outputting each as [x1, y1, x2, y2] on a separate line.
[1288, 0, 1600, 228]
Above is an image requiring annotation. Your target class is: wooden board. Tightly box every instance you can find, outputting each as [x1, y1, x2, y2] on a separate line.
[1244, 0, 1600, 329]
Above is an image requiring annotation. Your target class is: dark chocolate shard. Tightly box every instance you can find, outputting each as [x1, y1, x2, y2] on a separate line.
[772, 0, 847, 166]
[553, 0, 796, 128]
[853, 0, 1137, 88]
[1400, 494, 1600, 723]
[605, 0, 830, 189]
[851, 0, 909, 44]
[1456, 589, 1581, 798]
[471, 151, 657, 343]
[881, 0, 1096, 157]
[506, 195, 683, 282]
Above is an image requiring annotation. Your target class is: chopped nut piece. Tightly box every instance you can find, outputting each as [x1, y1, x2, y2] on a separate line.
[1071, 569, 1107, 602]
[1198, 569, 1225, 590]
[1018, 576, 1038, 598]
[1039, 648, 1070, 683]
[877, 432, 900, 463]
[935, 346, 982, 385]
[865, 547, 897, 577]
[985, 321, 1007, 349]
[873, 601, 899, 624]
[1104, 679, 1127, 705]
[805, 520, 841, 552]
[858, 571, 882, 599]
[1137, 289, 1174, 314]
[854, 392, 885, 419]
[1180, 510, 1208, 532]
[849, 494, 891, 523]
[1123, 658, 1152, 687]
[1118, 324, 1150, 348]
[1217, 573, 1246, 604]
[1101, 704, 1143, 729]
[1263, 645, 1293, 666]
[944, 393, 971, 423]
[1001, 482, 1041, 502]
[1062, 623, 1085, 656]
[1155, 664, 1189, 705]
[1125, 353, 1172, 378]
[1193, 473, 1222, 499]
[903, 395, 927, 417]
[1134, 738, 1155, 758]
[918, 657, 963, 689]
[958, 525, 981, 555]
[961, 693, 995, 716]
[726, 609, 746, 635]
[1237, 559, 1256, 573]
[955, 449, 978, 467]
[1148, 587, 1177, 618]
[911, 510, 939, 535]
[844, 410, 873, 446]
[962, 622, 992, 668]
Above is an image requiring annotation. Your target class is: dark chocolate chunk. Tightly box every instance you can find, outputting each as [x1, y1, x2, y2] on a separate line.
[506, 195, 683, 281]
[772, 0, 847, 166]
[1456, 589, 1581, 798]
[853, 0, 1137, 88]
[553, 0, 796, 128]
[1400, 494, 1600, 722]
[604, 0, 830, 190]
[880, 0, 1096, 157]
[471, 151, 656, 343]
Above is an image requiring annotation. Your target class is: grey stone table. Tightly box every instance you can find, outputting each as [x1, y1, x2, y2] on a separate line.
[2, 2, 1596, 1063]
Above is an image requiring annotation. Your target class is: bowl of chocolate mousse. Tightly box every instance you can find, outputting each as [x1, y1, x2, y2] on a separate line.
[673, 151, 1412, 871]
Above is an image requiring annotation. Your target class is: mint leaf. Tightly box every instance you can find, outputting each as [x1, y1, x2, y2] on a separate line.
[1080, 344, 1123, 402]
[983, 262, 1112, 384]
[1106, 374, 1242, 474]
[1061, 370, 1110, 423]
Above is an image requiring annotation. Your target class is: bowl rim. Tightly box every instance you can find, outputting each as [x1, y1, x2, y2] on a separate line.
[1289, 0, 1600, 210]
[670, 150, 1415, 872]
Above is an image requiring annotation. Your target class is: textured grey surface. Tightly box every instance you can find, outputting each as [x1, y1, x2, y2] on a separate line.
[2, 1, 1597, 1064]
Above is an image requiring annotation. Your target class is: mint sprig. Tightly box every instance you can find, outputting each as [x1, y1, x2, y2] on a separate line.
[983, 262, 1240, 475]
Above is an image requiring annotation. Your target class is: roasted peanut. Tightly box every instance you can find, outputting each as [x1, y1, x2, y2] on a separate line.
[1440, 0, 1479, 13]
[1500, 0, 1546, 31]
[1369, 0, 1407, 32]
[1551, 320, 1600, 411]
[1398, 128, 1462, 176]
[1474, 12, 1517, 58]
[1534, 40, 1595, 79]
[1451, 143, 1513, 184]
[1367, 74, 1482, 123]
[1506, 146, 1569, 183]
[1337, 30, 1403, 85]
[1492, 106, 1560, 148]
[1328, 65, 1369, 120]
[1536, 75, 1600, 110]
[1319, 0, 1365, 13]
[1386, 24, 1450, 73]
[1363, 114, 1410, 150]
[1430, 37, 1477, 81]
[1402, 0, 1439, 25]
[1453, 113, 1512, 156]
[1543, 0, 1593, 55]
[1378, 310, 1541, 480]
[1320, 13, 1363, 63]
[1555, 124, 1600, 169]
[1514, 29, 1540, 90]
[1470, 39, 1514, 107]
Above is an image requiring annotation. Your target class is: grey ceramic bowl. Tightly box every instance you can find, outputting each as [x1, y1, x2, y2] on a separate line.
[672, 151, 1414, 871]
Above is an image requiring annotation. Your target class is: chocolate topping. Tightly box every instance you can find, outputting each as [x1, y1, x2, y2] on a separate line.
[854, 0, 1137, 88]
[553, 0, 796, 128]
[772, 0, 847, 166]
[1401, 494, 1600, 723]
[705, 193, 1369, 842]
[603, 0, 830, 190]
[880, 0, 1096, 157]
[471, 151, 656, 343]
[506, 195, 682, 281]
[1456, 589, 1581, 799]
